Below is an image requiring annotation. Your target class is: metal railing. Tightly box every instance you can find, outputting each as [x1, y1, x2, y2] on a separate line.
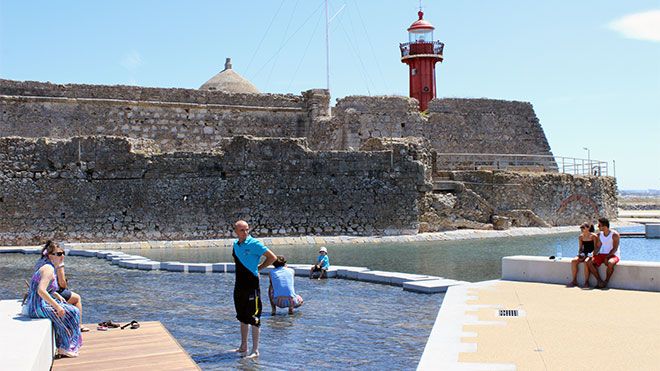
[399, 40, 444, 58]
[435, 153, 609, 176]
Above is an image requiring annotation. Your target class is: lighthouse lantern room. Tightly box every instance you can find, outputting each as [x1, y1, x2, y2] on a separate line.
[400, 10, 444, 111]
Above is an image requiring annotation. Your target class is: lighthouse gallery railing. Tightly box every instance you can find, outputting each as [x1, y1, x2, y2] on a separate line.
[400, 41, 444, 58]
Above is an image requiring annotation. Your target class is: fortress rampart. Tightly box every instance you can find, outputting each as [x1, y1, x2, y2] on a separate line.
[0, 78, 617, 244]
[0, 136, 430, 244]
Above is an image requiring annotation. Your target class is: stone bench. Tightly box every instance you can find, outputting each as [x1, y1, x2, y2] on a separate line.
[502, 255, 660, 291]
[0, 299, 54, 371]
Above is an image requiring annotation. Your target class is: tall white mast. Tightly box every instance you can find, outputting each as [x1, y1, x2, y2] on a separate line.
[325, 0, 330, 92]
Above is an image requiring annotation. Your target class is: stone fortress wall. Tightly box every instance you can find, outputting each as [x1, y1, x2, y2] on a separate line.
[0, 136, 430, 244]
[0, 79, 617, 244]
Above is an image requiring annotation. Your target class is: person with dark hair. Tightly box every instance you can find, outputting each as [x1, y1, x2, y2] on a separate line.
[568, 223, 598, 288]
[25, 241, 82, 357]
[232, 220, 277, 359]
[587, 217, 621, 288]
[35, 242, 88, 332]
[268, 256, 304, 315]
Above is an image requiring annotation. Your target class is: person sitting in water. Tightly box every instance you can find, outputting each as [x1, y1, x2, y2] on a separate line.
[587, 217, 621, 288]
[309, 246, 330, 280]
[268, 256, 304, 315]
[568, 222, 598, 288]
[26, 240, 82, 357]
[34, 241, 88, 332]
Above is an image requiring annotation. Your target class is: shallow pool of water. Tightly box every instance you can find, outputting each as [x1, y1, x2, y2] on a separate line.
[0, 254, 442, 370]
[128, 226, 660, 282]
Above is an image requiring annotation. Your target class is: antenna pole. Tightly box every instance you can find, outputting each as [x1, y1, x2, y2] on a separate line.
[325, 0, 330, 92]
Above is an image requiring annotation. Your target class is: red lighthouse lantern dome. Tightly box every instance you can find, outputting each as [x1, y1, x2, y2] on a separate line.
[408, 11, 435, 42]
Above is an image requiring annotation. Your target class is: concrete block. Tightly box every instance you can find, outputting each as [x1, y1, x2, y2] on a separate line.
[356, 270, 433, 286]
[336, 266, 370, 279]
[105, 252, 128, 261]
[225, 263, 235, 273]
[403, 279, 466, 293]
[95, 251, 114, 258]
[187, 263, 212, 273]
[211, 263, 228, 273]
[137, 261, 161, 271]
[1, 299, 55, 371]
[647, 224, 660, 238]
[161, 262, 186, 272]
[67, 249, 99, 257]
[110, 255, 147, 265]
[502, 255, 660, 292]
[118, 260, 150, 269]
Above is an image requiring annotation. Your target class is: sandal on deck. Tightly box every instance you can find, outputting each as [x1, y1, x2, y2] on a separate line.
[121, 320, 140, 330]
[98, 320, 121, 328]
[81, 326, 90, 332]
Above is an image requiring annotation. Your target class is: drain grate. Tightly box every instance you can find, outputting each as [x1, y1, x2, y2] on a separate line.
[498, 309, 519, 317]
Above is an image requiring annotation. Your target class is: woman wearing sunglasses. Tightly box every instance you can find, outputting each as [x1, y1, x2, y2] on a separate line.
[34, 241, 88, 332]
[25, 240, 82, 357]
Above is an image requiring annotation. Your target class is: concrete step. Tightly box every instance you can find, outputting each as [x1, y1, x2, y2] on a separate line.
[402, 279, 467, 293]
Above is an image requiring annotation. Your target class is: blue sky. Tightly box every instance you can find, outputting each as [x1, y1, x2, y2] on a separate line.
[1, 1, 658, 189]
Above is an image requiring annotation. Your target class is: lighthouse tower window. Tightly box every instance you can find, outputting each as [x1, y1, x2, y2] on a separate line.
[411, 68, 417, 76]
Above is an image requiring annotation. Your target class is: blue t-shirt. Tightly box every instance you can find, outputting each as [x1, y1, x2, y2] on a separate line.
[317, 254, 330, 269]
[269, 267, 296, 298]
[233, 236, 268, 277]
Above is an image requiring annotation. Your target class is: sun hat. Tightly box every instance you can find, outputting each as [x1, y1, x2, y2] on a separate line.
[319, 246, 327, 253]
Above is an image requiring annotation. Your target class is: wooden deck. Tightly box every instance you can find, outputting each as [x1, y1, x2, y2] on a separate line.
[52, 321, 200, 371]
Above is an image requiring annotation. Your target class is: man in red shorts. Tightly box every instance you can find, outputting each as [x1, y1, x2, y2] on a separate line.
[587, 217, 620, 288]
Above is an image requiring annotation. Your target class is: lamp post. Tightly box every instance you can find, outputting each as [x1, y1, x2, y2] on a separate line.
[583, 147, 590, 175]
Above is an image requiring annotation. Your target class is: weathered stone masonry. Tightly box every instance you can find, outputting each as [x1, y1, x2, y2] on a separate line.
[0, 78, 617, 243]
[0, 136, 429, 244]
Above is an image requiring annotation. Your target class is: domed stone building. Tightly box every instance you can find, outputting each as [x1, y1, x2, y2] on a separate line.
[199, 57, 260, 93]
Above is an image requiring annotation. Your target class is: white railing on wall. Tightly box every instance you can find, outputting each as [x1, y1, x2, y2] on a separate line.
[435, 153, 609, 176]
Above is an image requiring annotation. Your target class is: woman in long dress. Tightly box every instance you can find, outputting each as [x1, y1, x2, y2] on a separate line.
[26, 241, 82, 357]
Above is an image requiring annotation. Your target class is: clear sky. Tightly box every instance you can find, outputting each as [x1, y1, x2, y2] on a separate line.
[1, 1, 658, 189]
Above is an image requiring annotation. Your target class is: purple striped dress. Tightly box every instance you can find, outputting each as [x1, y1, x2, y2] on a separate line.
[26, 261, 82, 355]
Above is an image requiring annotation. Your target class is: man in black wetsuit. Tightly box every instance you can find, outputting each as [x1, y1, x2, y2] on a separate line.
[232, 220, 276, 358]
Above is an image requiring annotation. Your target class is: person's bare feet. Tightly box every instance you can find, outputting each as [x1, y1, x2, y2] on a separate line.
[567, 281, 578, 288]
[234, 347, 247, 355]
[244, 350, 259, 359]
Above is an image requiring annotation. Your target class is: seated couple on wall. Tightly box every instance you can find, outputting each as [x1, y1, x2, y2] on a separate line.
[569, 217, 620, 289]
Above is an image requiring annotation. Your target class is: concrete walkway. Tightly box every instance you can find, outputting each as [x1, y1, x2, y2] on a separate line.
[418, 280, 660, 370]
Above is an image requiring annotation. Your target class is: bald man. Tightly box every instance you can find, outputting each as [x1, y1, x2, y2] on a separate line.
[232, 220, 276, 358]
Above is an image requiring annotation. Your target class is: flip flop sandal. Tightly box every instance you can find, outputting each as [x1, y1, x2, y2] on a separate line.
[106, 320, 121, 328]
[80, 326, 90, 332]
[121, 320, 140, 330]
[97, 325, 108, 331]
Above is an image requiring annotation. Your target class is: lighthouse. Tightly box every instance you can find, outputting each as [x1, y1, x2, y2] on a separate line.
[400, 10, 444, 111]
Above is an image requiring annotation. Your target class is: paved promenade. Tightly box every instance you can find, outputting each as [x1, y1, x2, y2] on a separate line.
[419, 280, 660, 370]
